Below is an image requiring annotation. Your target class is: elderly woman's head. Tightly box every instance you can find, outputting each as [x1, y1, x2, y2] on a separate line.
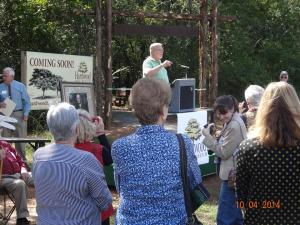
[254, 82, 300, 146]
[47, 102, 79, 142]
[77, 109, 97, 143]
[244, 85, 264, 109]
[131, 78, 171, 125]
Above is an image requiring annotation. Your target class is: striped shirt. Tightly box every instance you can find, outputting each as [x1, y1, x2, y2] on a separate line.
[33, 143, 112, 225]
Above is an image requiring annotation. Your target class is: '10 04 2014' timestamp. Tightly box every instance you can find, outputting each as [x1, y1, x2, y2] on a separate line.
[236, 200, 281, 209]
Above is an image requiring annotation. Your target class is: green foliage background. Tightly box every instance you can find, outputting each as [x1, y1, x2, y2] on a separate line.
[1, 0, 300, 132]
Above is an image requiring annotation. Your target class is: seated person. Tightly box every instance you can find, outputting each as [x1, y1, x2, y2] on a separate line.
[32, 102, 112, 225]
[75, 109, 114, 225]
[0, 140, 34, 225]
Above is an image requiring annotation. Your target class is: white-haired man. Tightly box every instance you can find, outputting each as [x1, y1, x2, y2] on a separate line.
[142, 43, 172, 83]
[0, 67, 30, 161]
[279, 70, 288, 82]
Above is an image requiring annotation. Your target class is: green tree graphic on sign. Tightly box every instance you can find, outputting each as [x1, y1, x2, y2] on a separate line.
[185, 118, 202, 143]
[78, 62, 88, 74]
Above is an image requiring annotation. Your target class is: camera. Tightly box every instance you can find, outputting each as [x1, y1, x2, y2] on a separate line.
[204, 124, 215, 135]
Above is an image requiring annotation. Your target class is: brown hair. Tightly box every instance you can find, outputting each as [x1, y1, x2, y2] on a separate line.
[214, 95, 239, 114]
[253, 82, 300, 146]
[131, 78, 171, 125]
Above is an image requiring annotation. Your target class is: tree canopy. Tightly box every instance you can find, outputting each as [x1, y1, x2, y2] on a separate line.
[1, 0, 300, 103]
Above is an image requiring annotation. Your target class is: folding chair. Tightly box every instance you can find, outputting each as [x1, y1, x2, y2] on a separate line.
[0, 160, 16, 225]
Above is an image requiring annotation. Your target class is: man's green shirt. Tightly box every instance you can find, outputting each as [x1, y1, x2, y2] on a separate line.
[142, 57, 169, 83]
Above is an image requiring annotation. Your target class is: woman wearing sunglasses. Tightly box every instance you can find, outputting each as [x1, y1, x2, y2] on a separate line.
[202, 95, 247, 225]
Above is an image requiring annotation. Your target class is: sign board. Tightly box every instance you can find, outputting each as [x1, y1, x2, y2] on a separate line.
[177, 111, 209, 165]
[21, 51, 93, 110]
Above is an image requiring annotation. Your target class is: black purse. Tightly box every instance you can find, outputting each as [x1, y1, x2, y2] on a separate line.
[177, 134, 210, 225]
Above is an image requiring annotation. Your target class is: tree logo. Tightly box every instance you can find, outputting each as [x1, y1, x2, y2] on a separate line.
[78, 62, 88, 74]
[185, 118, 202, 143]
[75, 62, 91, 80]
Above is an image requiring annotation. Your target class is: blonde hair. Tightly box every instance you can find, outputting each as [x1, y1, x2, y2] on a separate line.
[131, 77, 171, 125]
[77, 109, 96, 143]
[253, 82, 300, 146]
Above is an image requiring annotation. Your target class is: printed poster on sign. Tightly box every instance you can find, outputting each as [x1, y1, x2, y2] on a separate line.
[177, 111, 209, 165]
[21, 51, 93, 110]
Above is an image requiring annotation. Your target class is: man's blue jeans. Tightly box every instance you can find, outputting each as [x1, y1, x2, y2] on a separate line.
[216, 181, 243, 225]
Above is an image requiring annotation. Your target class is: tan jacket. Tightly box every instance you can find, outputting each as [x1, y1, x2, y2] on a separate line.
[203, 112, 247, 180]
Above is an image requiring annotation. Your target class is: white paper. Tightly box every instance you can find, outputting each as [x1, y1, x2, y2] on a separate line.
[177, 111, 209, 165]
[0, 98, 16, 116]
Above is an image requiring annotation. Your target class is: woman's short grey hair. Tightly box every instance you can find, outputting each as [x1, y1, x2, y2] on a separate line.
[3, 67, 15, 77]
[47, 102, 79, 142]
[131, 77, 171, 125]
[245, 85, 265, 107]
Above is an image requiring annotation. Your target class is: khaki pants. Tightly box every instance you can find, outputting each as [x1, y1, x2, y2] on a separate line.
[2, 111, 27, 162]
[1, 173, 34, 219]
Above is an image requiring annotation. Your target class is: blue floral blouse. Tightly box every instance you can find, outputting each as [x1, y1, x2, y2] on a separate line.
[112, 125, 202, 225]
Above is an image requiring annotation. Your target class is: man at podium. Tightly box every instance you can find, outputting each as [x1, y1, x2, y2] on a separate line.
[142, 43, 172, 84]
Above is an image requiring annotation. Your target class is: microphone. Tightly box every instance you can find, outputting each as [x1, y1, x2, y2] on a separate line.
[178, 64, 190, 69]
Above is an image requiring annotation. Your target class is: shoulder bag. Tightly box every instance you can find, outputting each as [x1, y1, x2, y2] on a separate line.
[177, 134, 210, 225]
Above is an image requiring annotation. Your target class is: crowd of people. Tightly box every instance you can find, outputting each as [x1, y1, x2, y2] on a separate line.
[0, 51, 298, 225]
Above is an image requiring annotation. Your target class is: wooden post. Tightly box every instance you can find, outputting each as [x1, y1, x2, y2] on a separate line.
[95, 0, 103, 117]
[210, 0, 218, 107]
[199, 0, 208, 108]
[104, 0, 113, 129]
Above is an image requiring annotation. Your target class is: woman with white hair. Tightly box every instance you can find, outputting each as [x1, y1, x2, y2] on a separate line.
[32, 102, 112, 225]
[75, 109, 114, 225]
[240, 85, 264, 129]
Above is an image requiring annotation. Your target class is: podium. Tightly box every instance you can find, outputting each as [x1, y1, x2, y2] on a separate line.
[168, 78, 195, 113]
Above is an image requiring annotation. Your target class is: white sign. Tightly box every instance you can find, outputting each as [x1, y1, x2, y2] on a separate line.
[177, 111, 209, 165]
[21, 51, 93, 110]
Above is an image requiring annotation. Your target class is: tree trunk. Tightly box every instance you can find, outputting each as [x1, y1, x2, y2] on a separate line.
[199, 0, 208, 108]
[104, 0, 113, 129]
[95, 0, 103, 118]
[210, 0, 218, 107]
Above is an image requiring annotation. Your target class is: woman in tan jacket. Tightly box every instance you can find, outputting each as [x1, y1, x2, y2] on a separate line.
[202, 95, 247, 225]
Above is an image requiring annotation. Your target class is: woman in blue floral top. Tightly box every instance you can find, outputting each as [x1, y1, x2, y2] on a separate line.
[112, 78, 202, 225]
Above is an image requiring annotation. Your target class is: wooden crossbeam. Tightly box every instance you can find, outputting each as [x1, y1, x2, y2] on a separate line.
[114, 24, 199, 37]
[73, 9, 235, 22]
[112, 10, 235, 22]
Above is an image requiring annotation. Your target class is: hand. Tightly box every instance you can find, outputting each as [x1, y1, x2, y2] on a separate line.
[0, 102, 6, 108]
[239, 101, 246, 113]
[94, 116, 105, 135]
[23, 116, 28, 121]
[202, 123, 215, 137]
[162, 60, 173, 68]
[21, 172, 30, 181]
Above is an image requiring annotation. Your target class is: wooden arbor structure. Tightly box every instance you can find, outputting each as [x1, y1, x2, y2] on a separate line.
[96, 0, 235, 129]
